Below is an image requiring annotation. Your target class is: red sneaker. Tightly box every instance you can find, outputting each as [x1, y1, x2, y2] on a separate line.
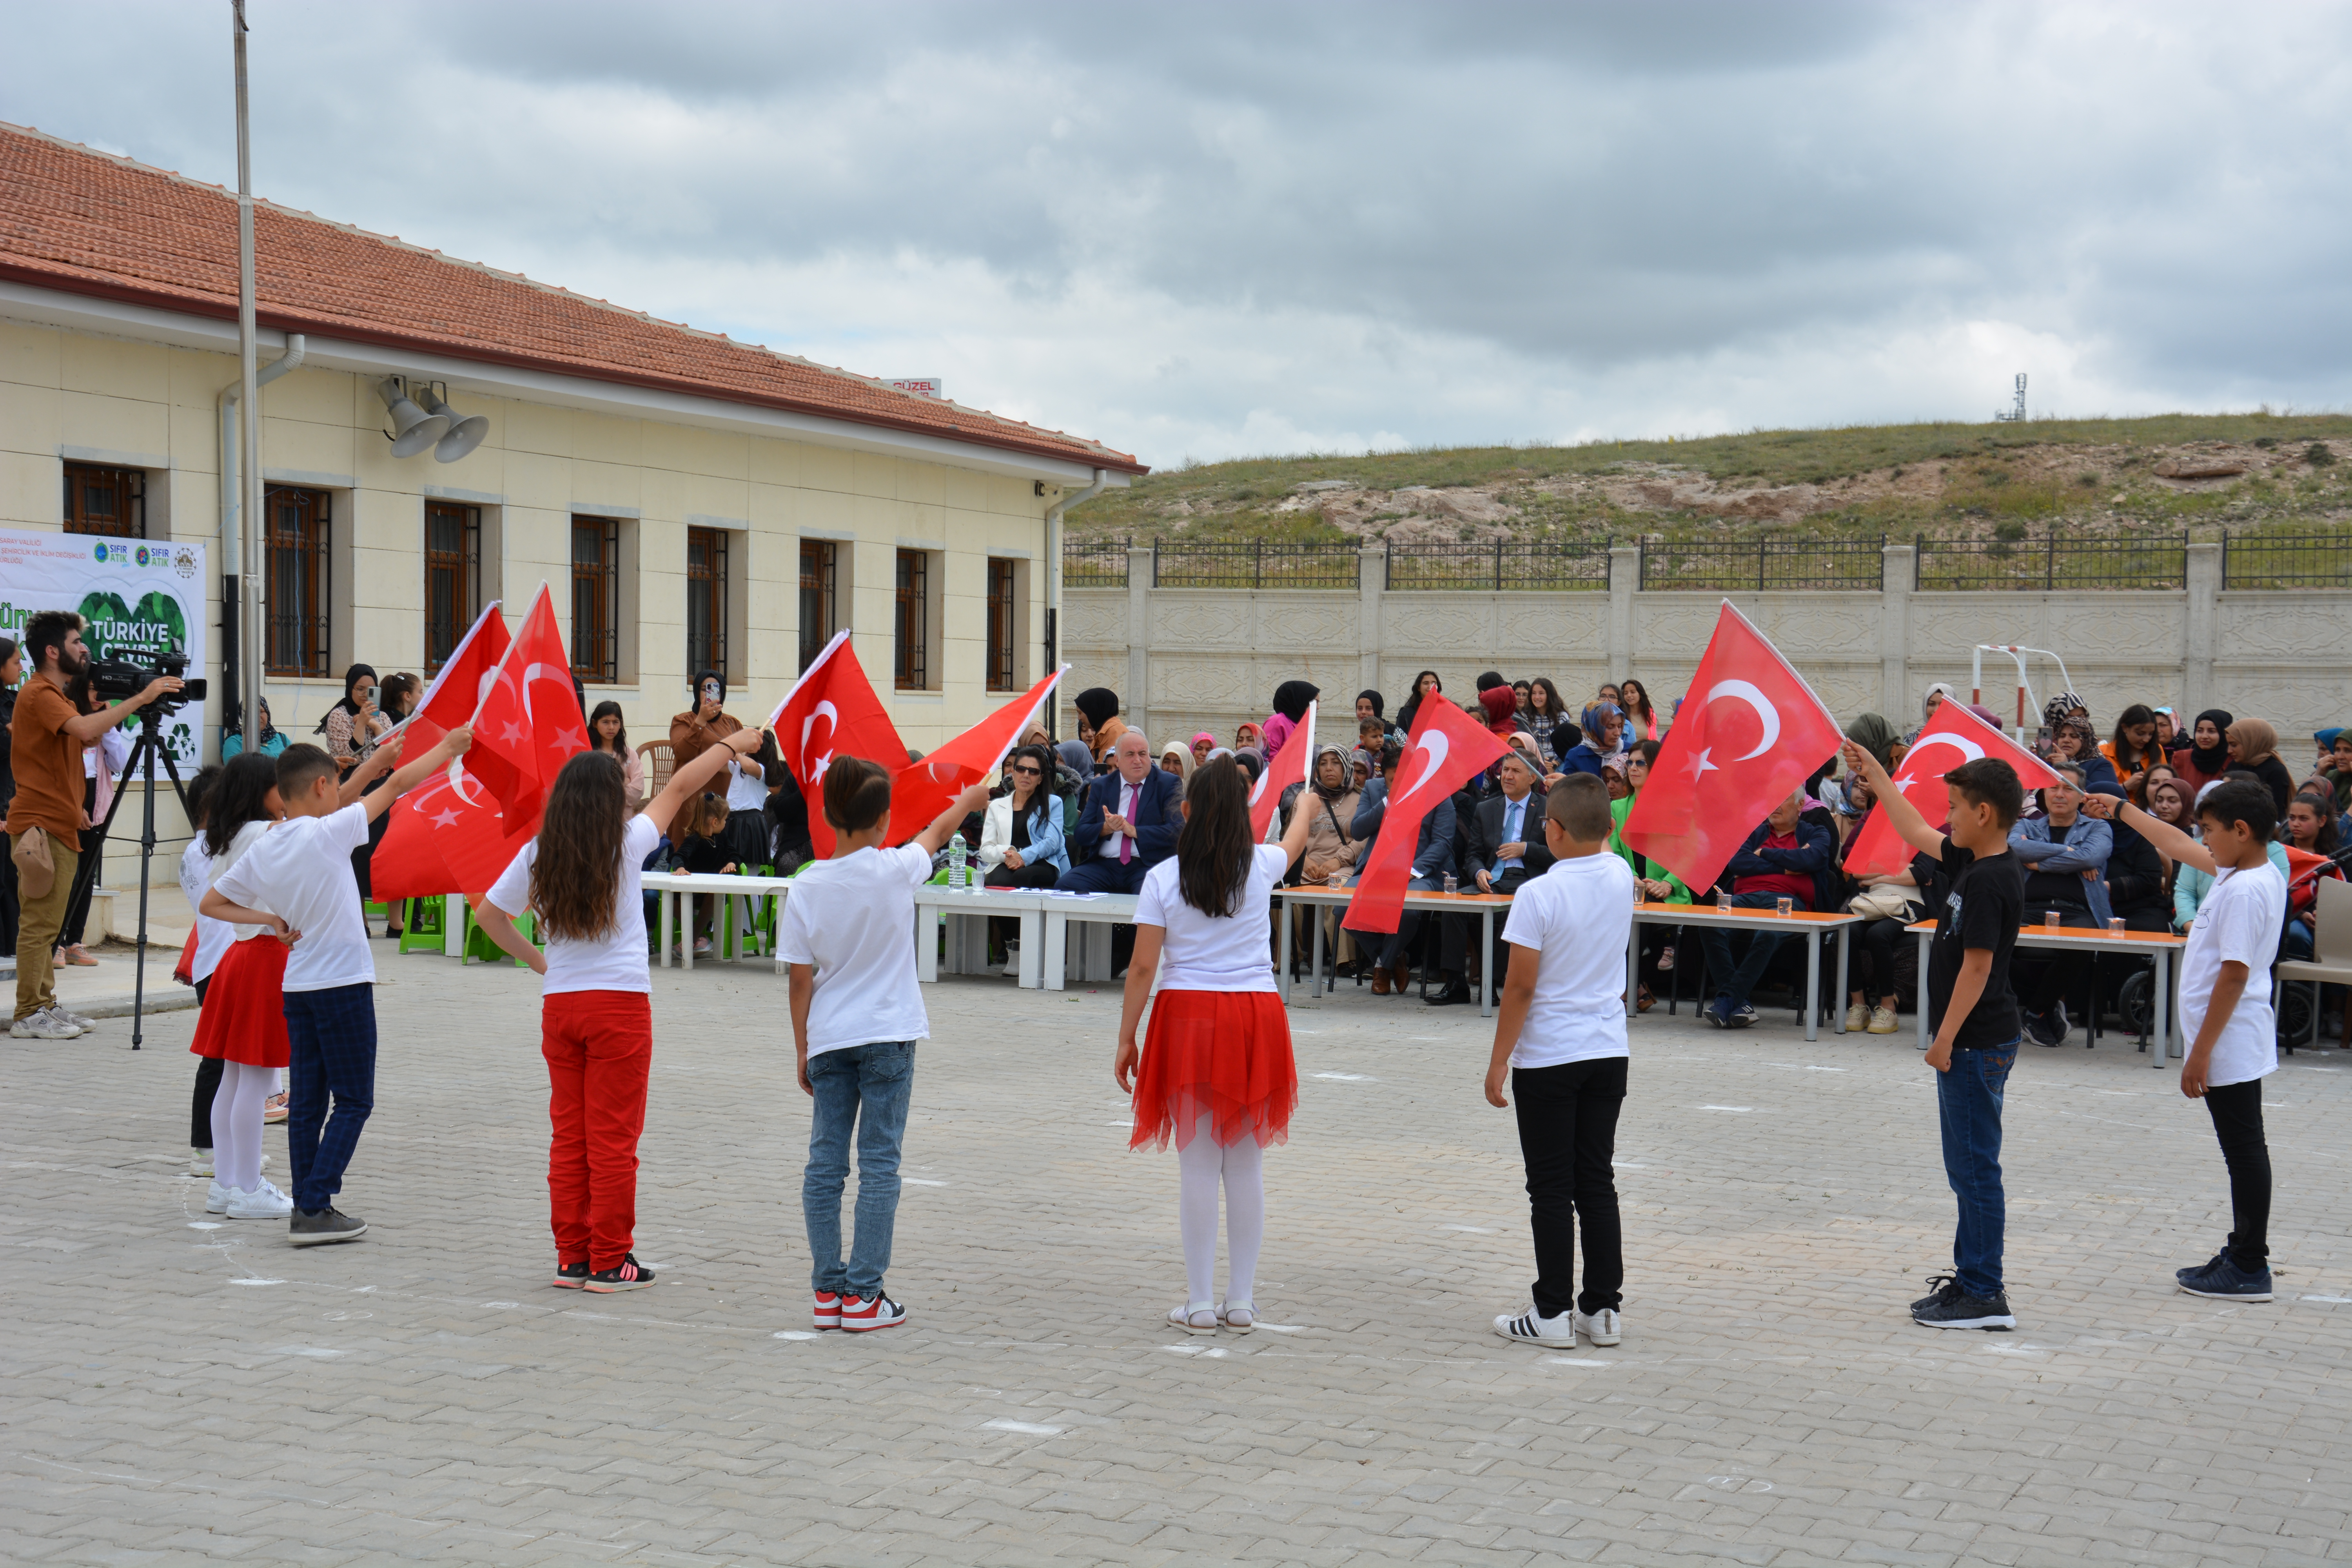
[839, 1292, 906, 1332]
[813, 1290, 843, 1330]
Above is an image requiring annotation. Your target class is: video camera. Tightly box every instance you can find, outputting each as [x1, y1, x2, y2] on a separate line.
[89, 648, 205, 717]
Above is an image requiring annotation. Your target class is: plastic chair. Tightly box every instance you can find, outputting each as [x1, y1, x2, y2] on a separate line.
[2278, 877, 2352, 1053]
[463, 907, 536, 967]
[398, 897, 446, 955]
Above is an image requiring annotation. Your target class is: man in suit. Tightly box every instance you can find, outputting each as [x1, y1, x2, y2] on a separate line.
[1057, 729, 1180, 896]
[1343, 738, 1465, 1001]
[1464, 749, 1556, 989]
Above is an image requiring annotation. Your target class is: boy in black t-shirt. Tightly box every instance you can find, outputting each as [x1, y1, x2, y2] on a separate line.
[1842, 741, 2027, 1331]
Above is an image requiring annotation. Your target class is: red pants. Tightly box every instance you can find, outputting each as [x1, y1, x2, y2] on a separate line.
[541, 991, 652, 1271]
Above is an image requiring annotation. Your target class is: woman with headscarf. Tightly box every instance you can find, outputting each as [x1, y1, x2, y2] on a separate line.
[1351, 689, 1394, 742]
[1157, 738, 1194, 802]
[2174, 709, 2234, 796]
[1557, 703, 1624, 778]
[2153, 706, 2180, 751]
[1846, 712, 1899, 775]
[1190, 731, 1216, 766]
[2051, 717, 2121, 797]
[1290, 742, 1365, 974]
[1262, 681, 1319, 758]
[1054, 737, 1096, 792]
[1908, 682, 1958, 743]
[1394, 670, 1443, 735]
[1072, 687, 1125, 763]
[318, 663, 384, 777]
[219, 695, 288, 760]
[2225, 717, 2295, 815]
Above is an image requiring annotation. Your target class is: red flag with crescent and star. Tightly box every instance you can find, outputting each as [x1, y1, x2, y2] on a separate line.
[1343, 695, 1510, 936]
[367, 754, 514, 905]
[465, 583, 587, 839]
[1620, 600, 1846, 895]
[1843, 700, 2061, 877]
[767, 630, 911, 859]
[384, 601, 507, 759]
[1249, 699, 1317, 843]
[882, 666, 1069, 847]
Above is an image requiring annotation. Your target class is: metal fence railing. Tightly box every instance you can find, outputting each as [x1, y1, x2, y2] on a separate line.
[1152, 538, 1361, 590]
[1915, 530, 2188, 591]
[1639, 535, 1884, 592]
[2222, 531, 2352, 590]
[1385, 540, 1612, 592]
[1062, 537, 1129, 589]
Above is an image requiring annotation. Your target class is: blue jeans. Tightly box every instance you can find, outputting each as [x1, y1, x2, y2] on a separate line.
[283, 983, 377, 1214]
[803, 1041, 916, 1299]
[1936, 1040, 2017, 1299]
[1696, 891, 1806, 1009]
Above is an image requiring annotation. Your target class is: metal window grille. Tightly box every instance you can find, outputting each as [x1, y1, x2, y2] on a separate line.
[62, 463, 147, 538]
[423, 501, 480, 673]
[985, 557, 1017, 691]
[1385, 540, 1612, 592]
[264, 486, 332, 676]
[570, 516, 620, 682]
[1151, 538, 1359, 589]
[894, 548, 929, 690]
[1637, 535, 1884, 592]
[1062, 536, 1129, 588]
[1914, 530, 2188, 591]
[2220, 530, 2352, 590]
[798, 539, 837, 671]
[686, 526, 730, 682]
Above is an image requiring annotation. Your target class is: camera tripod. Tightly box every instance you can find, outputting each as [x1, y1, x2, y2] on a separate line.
[58, 715, 191, 1050]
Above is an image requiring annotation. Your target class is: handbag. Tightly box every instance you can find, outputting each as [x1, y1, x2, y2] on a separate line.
[1847, 880, 1922, 922]
[12, 824, 54, 901]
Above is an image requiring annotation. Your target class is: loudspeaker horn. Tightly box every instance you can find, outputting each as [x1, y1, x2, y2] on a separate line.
[376, 378, 450, 459]
[417, 386, 491, 463]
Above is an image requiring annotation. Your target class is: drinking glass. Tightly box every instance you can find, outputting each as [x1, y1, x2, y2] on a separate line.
[1775, 896, 1794, 918]
[2045, 909, 2063, 931]
[1443, 874, 1458, 895]
[2108, 918, 2127, 935]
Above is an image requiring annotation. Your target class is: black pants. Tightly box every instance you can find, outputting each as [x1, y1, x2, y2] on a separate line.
[1513, 1055, 1627, 1318]
[1854, 915, 1916, 1002]
[984, 859, 1059, 946]
[61, 777, 105, 947]
[2204, 1080, 2270, 1271]
[191, 974, 218, 1147]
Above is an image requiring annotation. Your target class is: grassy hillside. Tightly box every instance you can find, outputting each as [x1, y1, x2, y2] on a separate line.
[1067, 412, 2352, 547]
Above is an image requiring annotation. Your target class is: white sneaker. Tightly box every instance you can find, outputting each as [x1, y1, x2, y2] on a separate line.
[1493, 1305, 1577, 1346]
[205, 1180, 232, 1214]
[1574, 1307, 1622, 1347]
[1002, 943, 1022, 978]
[190, 1146, 214, 1178]
[692, 936, 713, 957]
[1867, 1006, 1899, 1035]
[52, 1006, 98, 1032]
[226, 1180, 294, 1220]
[1844, 1002, 1869, 1032]
[10, 1009, 82, 1040]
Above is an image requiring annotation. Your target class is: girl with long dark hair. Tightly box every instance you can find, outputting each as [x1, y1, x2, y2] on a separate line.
[1394, 670, 1444, 734]
[474, 722, 771, 1292]
[187, 752, 293, 1219]
[1114, 757, 1314, 1337]
[1617, 678, 1659, 742]
[588, 699, 643, 803]
[2105, 704, 2165, 783]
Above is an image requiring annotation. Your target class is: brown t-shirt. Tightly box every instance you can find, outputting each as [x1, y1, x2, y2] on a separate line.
[6, 681, 84, 849]
[669, 709, 744, 771]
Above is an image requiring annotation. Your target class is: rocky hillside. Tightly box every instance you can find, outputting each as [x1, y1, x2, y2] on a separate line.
[1067, 413, 2352, 548]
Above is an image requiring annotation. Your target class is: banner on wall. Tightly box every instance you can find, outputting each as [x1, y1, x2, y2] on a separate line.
[0, 526, 209, 773]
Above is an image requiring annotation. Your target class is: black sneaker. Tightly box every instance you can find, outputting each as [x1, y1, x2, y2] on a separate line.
[1729, 1003, 1759, 1029]
[1909, 1273, 1962, 1315]
[288, 1207, 368, 1247]
[1913, 1289, 2014, 1330]
[2174, 1250, 2228, 1284]
[1704, 996, 1734, 1028]
[585, 1253, 657, 1292]
[2177, 1256, 2273, 1302]
[2024, 1004, 2068, 1047]
[552, 1260, 591, 1290]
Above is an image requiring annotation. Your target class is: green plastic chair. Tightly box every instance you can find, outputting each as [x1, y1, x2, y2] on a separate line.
[463, 907, 536, 967]
[397, 897, 446, 956]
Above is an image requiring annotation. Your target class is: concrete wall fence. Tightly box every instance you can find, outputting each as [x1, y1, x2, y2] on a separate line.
[1062, 540, 2352, 755]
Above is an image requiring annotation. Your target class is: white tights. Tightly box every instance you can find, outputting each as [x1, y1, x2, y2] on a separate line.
[209, 1061, 273, 1194]
[1177, 1112, 1264, 1310]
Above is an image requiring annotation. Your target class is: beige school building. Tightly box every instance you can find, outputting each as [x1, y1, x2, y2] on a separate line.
[0, 122, 1142, 810]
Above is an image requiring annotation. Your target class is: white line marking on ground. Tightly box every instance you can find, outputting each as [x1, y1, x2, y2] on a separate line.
[772, 1330, 820, 1340]
[1699, 1105, 1755, 1112]
[980, 1418, 1065, 1435]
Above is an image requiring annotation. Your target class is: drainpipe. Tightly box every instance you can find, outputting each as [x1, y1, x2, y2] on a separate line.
[216, 333, 304, 738]
[1042, 466, 1109, 741]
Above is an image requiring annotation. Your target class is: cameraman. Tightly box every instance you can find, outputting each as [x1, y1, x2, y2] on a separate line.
[5, 611, 181, 1039]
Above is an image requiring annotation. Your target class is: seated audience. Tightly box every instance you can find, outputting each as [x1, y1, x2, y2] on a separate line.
[1343, 737, 1462, 1000]
[1073, 686, 1126, 764]
[2102, 704, 2167, 786]
[1694, 790, 1831, 1029]
[2007, 763, 2112, 1045]
[2226, 717, 2295, 816]
[1156, 739, 1193, 802]
[2173, 709, 2234, 795]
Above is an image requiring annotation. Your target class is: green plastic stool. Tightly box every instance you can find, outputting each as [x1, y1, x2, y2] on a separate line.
[398, 897, 446, 956]
[463, 908, 535, 967]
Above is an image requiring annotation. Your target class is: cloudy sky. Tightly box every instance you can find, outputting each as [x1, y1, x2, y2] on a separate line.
[4, 2, 2347, 467]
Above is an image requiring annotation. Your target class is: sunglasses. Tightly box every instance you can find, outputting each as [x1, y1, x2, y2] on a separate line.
[1011, 764, 1042, 776]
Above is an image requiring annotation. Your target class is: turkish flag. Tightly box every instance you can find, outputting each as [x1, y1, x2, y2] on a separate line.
[767, 631, 911, 858]
[1249, 699, 1317, 843]
[1844, 701, 2061, 877]
[467, 585, 584, 841]
[368, 754, 514, 905]
[392, 602, 508, 758]
[884, 666, 1068, 846]
[1343, 696, 1510, 936]
[1620, 600, 1845, 894]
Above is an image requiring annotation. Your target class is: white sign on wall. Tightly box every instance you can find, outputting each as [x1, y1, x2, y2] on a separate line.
[0, 526, 209, 771]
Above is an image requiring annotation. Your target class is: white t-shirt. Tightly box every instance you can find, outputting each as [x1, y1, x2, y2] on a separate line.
[725, 759, 769, 814]
[1135, 843, 1289, 994]
[486, 816, 660, 997]
[1499, 851, 1636, 1069]
[774, 844, 932, 1056]
[2179, 859, 2287, 1088]
[211, 804, 376, 993]
[178, 841, 234, 984]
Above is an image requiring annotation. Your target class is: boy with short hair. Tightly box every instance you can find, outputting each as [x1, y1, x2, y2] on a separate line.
[778, 757, 987, 1334]
[203, 729, 470, 1245]
[1843, 742, 2027, 1331]
[2084, 777, 2287, 1300]
[1484, 773, 1637, 1349]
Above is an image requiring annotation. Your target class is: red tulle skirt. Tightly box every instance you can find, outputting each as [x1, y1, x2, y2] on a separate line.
[188, 936, 290, 1067]
[1130, 988, 1296, 1152]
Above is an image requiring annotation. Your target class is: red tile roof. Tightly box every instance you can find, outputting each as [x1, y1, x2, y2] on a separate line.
[0, 122, 1144, 475]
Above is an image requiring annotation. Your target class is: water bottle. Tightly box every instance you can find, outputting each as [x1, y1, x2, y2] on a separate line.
[949, 833, 969, 890]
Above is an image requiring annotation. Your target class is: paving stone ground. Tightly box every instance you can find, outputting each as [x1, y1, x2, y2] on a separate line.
[7, 940, 2352, 1566]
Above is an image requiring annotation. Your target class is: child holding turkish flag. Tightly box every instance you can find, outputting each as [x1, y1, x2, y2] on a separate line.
[1840, 736, 2027, 1333]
